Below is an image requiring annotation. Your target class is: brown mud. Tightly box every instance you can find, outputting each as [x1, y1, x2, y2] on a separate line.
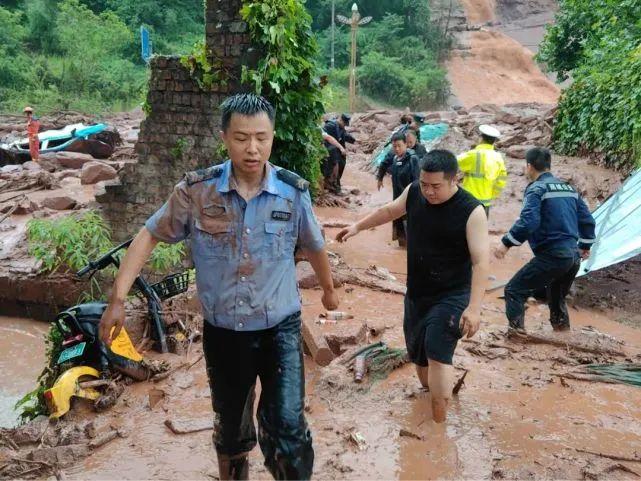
[3, 109, 641, 479]
[447, 0, 560, 107]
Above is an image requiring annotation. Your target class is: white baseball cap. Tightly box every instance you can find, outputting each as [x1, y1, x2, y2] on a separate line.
[479, 124, 501, 138]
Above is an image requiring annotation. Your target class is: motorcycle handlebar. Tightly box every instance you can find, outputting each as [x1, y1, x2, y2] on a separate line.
[75, 238, 134, 278]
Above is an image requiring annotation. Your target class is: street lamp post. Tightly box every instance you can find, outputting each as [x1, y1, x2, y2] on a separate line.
[331, 0, 335, 70]
[337, 3, 372, 112]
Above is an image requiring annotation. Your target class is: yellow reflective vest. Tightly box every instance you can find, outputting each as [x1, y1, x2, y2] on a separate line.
[457, 143, 507, 207]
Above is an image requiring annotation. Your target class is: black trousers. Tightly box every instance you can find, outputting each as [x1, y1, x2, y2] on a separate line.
[203, 313, 313, 480]
[504, 250, 581, 329]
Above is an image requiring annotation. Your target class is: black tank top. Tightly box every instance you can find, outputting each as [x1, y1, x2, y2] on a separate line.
[406, 183, 481, 298]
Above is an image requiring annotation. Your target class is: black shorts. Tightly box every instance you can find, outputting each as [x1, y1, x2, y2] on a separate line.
[403, 290, 470, 366]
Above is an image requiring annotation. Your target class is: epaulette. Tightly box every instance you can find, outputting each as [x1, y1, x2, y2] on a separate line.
[184, 165, 223, 186]
[276, 167, 309, 191]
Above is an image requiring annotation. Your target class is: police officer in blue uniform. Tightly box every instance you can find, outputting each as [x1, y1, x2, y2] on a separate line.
[98, 94, 338, 480]
[494, 147, 595, 331]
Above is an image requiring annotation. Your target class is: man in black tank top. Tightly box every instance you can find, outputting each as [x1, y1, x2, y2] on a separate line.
[337, 150, 489, 423]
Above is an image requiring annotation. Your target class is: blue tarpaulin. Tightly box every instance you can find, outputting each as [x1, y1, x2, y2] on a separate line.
[370, 123, 449, 168]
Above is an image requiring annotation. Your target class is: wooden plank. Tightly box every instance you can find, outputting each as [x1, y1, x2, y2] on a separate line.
[301, 318, 335, 367]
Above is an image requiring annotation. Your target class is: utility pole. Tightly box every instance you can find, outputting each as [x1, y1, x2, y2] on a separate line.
[337, 3, 372, 112]
[331, 0, 335, 70]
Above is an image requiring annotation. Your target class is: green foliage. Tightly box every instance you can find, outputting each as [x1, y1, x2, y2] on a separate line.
[171, 137, 189, 160]
[180, 39, 229, 91]
[15, 323, 63, 423]
[538, 0, 641, 169]
[358, 50, 448, 109]
[240, 0, 325, 190]
[27, 209, 186, 297]
[311, 1, 451, 109]
[150, 241, 186, 272]
[0, 0, 204, 114]
[28, 210, 113, 274]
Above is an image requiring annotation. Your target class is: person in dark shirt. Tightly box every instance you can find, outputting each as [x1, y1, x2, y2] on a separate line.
[494, 147, 596, 332]
[405, 128, 427, 159]
[322, 113, 355, 193]
[376, 132, 421, 246]
[337, 150, 489, 423]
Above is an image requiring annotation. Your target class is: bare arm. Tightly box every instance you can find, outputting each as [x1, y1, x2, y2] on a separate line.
[322, 132, 346, 154]
[99, 227, 159, 345]
[336, 185, 410, 242]
[303, 247, 338, 310]
[459, 206, 489, 338]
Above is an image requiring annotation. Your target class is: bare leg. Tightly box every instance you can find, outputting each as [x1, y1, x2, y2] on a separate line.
[426, 359, 454, 423]
[415, 364, 429, 388]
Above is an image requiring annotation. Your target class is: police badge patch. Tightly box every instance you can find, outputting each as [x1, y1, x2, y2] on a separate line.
[271, 211, 292, 221]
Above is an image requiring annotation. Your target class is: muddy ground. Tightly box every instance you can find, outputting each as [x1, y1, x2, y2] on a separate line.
[2, 106, 641, 480]
[447, 0, 561, 107]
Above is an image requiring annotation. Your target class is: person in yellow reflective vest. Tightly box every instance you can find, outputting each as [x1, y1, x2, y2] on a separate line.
[457, 125, 507, 217]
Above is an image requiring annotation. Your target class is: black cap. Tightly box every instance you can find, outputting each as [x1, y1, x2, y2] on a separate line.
[412, 113, 426, 123]
[340, 113, 351, 125]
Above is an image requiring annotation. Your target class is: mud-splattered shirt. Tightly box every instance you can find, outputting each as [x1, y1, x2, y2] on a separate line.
[145, 160, 325, 331]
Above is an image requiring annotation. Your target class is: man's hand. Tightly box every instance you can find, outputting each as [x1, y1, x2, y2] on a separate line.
[377, 179, 383, 191]
[493, 243, 509, 259]
[580, 249, 590, 260]
[99, 299, 126, 346]
[322, 289, 339, 311]
[340, 146, 347, 156]
[459, 306, 481, 338]
[335, 224, 359, 243]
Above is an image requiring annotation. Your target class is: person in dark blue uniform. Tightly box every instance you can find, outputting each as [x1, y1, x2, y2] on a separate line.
[98, 94, 339, 480]
[494, 147, 596, 331]
[376, 131, 421, 246]
[322, 113, 355, 193]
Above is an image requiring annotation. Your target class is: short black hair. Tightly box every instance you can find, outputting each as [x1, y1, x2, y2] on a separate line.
[481, 134, 497, 145]
[220, 93, 275, 132]
[391, 132, 407, 143]
[526, 147, 552, 172]
[421, 149, 458, 179]
[405, 128, 417, 138]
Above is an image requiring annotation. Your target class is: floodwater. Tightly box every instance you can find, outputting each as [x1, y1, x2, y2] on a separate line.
[0, 316, 47, 427]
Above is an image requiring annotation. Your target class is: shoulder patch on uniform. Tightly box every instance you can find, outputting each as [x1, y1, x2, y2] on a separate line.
[276, 168, 309, 191]
[184, 165, 224, 186]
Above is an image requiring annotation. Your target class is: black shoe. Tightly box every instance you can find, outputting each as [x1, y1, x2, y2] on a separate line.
[552, 323, 570, 332]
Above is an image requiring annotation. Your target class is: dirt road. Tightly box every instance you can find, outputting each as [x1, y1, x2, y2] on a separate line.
[33, 133, 637, 480]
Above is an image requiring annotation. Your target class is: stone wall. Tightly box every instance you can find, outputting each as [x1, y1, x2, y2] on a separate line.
[97, 0, 254, 241]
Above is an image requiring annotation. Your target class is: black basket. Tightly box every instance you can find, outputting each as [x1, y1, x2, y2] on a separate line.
[151, 272, 190, 300]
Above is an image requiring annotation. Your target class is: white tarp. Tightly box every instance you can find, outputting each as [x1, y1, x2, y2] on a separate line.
[578, 168, 641, 277]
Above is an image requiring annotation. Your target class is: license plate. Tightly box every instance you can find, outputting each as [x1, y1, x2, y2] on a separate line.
[57, 342, 86, 364]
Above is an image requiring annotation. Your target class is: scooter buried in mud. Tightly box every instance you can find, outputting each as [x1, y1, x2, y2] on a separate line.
[44, 238, 190, 418]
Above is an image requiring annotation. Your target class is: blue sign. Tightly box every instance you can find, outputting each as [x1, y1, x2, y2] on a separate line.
[141, 26, 152, 63]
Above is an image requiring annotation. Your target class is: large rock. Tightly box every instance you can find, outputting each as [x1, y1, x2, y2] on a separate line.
[81, 161, 118, 185]
[497, 133, 527, 149]
[22, 161, 42, 172]
[0, 164, 22, 175]
[41, 195, 77, 210]
[55, 152, 95, 169]
[496, 111, 521, 125]
[505, 145, 535, 159]
[325, 322, 368, 355]
[1, 198, 38, 215]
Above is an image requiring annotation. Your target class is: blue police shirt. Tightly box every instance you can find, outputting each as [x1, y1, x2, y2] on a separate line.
[145, 160, 325, 331]
[502, 172, 596, 256]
